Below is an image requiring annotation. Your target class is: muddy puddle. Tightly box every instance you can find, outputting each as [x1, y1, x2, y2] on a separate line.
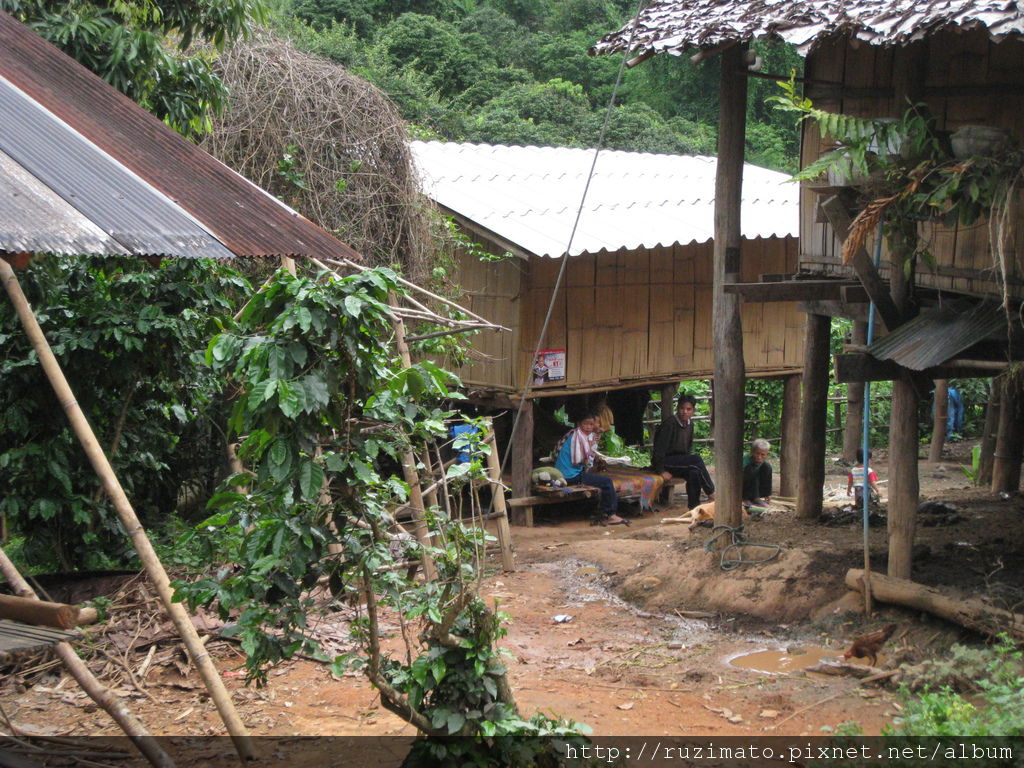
[729, 646, 840, 674]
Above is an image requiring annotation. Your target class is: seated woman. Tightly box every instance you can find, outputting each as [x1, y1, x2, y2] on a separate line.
[554, 413, 628, 525]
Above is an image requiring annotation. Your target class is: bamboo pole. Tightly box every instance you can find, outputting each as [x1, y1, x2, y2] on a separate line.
[387, 291, 438, 582]
[0, 259, 254, 762]
[0, 546, 176, 768]
[483, 419, 516, 572]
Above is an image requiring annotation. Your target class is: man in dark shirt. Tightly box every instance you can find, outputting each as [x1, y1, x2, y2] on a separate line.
[651, 394, 715, 509]
[742, 438, 772, 508]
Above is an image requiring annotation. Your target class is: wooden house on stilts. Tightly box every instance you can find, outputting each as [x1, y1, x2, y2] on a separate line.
[412, 141, 806, 506]
[594, 0, 1024, 580]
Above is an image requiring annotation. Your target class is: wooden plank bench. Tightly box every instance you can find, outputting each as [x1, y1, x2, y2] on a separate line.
[506, 485, 601, 527]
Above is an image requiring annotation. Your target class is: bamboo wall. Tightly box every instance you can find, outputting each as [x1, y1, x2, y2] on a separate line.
[800, 30, 1024, 299]
[452, 234, 804, 392]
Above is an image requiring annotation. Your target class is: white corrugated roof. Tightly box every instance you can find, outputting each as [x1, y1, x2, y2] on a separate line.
[411, 141, 798, 258]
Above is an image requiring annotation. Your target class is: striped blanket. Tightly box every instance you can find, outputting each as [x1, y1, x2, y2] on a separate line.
[595, 466, 666, 511]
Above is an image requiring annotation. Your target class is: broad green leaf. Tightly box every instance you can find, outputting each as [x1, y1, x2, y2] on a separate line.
[298, 460, 324, 500]
[276, 380, 305, 419]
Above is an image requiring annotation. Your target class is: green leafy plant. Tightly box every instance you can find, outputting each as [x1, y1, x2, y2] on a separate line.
[173, 267, 586, 762]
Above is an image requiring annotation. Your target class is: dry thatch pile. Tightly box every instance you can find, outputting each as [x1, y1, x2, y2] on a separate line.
[202, 30, 435, 280]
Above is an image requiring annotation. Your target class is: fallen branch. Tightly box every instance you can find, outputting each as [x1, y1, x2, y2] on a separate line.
[846, 568, 1024, 641]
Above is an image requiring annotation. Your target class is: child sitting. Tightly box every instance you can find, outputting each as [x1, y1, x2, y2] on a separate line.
[554, 413, 627, 525]
[847, 448, 881, 506]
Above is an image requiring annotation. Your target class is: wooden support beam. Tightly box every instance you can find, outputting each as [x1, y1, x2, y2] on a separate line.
[796, 313, 831, 520]
[834, 353, 1008, 383]
[724, 280, 864, 302]
[992, 374, 1024, 493]
[507, 403, 532, 524]
[887, 375, 920, 580]
[779, 374, 801, 498]
[842, 322, 867, 464]
[711, 43, 748, 532]
[798, 300, 871, 322]
[819, 196, 902, 331]
[977, 377, 1001, 487]
[930, 379, 948, 462]
[483, 420, 516, 572]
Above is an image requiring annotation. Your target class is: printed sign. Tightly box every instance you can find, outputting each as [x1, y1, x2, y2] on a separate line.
[531, 349, 566, 385]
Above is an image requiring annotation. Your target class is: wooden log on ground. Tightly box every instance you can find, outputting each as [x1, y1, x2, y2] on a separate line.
[0, 594, 79, 629]
[0, 546, 175, 768]
[845, 568, 1024, 641]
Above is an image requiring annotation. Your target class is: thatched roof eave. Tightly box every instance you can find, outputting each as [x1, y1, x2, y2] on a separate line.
[592, 0, 1024, 59]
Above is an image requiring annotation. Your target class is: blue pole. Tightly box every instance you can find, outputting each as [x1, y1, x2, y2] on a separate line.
[861, 223, 884, 607]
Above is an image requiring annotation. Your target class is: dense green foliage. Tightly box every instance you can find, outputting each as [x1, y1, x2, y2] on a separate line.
[1, 0, 267, 137]
[274, 0, 802, 170]
[0, 257, 249, 570]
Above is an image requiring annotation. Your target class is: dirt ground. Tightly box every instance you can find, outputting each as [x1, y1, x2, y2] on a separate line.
[4, 440, 1024, 764]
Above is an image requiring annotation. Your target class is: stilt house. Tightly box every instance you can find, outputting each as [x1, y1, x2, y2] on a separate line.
[413, 141, 805, 497]
[594, 0, 1024, 578]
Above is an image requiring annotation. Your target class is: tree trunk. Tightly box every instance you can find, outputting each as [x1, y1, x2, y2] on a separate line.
[842, 321, 867, 463]
[710, 44, 748, 531]
[977, 377, 1001, 486]
[929, 379, 948, 463]
[887, 375, 920, 580]
[992, 374, 1024, 493]
[779, 374, 801, 497]
[846, 568, 1024, 642]
[796, 314, 831, 519]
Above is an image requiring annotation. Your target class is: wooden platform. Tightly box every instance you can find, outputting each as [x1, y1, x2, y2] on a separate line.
[0, 618, 77, 657]
[507, 485, 601, 526]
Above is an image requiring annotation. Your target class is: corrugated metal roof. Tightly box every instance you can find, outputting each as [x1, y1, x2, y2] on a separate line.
[592, 0, 1024, 57]
[411, 141, 798, 258]
[0, 75, 233, 259]
[0, 10, 362, 262]
[868, 301, 1005, 370]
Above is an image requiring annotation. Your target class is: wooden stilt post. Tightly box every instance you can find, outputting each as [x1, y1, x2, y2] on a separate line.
[483, 419, 516, 572]
[660, 383, 677, 423]
[711, 43, 749, 531]
[796, 313, 831, 519]
[0, 547, 175, 768]
[977, 377, 1002, 487]
[992, 374, 1023, 493]
[842, 321, 867, 464]
[929, 379, 948, 463]
[387, 292, 438, 582]
[510, 399, 534, 526]
[779, 374, 801, 498]
[887, 374, 920, 580]
[0, 259, 254, 761]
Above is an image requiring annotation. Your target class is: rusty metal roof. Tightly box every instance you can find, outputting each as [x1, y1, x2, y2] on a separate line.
[868, 300, 1005, 370]
[593, 0, 1024, 57]
[0, 10, 362, 262]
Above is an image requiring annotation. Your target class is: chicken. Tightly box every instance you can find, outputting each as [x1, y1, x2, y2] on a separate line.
[842, 623, 897, 666]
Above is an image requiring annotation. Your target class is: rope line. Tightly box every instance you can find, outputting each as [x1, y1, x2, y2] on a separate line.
[703, 524, 782, 571]
[493, 0, 650, 492]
